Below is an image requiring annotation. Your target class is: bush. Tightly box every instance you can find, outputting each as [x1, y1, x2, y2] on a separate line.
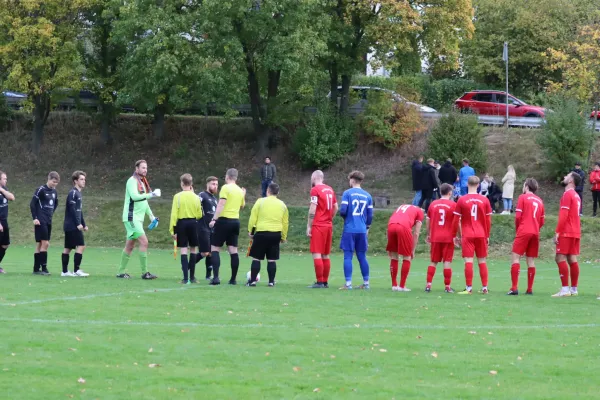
[293, 103, 357, 169]
[353, 74, 427, 103]
[428, 112, 487, 173]
[421, 78, 479, 112]
[358, 91, 425, 149]
[536, 97, 595, 180]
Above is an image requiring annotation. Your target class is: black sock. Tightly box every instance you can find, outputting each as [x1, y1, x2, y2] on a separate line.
[62, 253, 70, 273]
[181, 254, 189, 281]
[0, 247, 6, 264]
[33, 253, 40, 272]
[189, 253, 196, 280]
[250, 259, 261, 282]
[74, 253, 82, 272]
[205, 255, 213, 278]
[211, 251, 220, 279]
[267, 261, 276, 284]
[40, 251, 48, 272]
[230, 253, 239, 281]
[195, 253, 204, 266]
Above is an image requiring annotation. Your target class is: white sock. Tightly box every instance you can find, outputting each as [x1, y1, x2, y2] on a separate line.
[363, 280, 369, 285]
[466, 286, 472, 291]
[346, 281, 352, 287]
[562, 286, 569, 291]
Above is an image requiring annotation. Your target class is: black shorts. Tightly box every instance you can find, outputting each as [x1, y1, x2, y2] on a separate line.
[0, 220, 9, 246]
[197, 228, 212, 253]
[176, 219, 199, 248]
[35, 223, 52, 242]
[64, 230, 85, 249]
[211, 218, 240, 248]
[249, 231, 281, 261]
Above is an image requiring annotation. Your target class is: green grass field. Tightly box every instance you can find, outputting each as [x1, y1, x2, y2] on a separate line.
[1, 246, 599, 399]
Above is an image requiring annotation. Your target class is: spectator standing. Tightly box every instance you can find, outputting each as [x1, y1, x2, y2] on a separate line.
[432, 161, 442, 199]
[488, 177, 502, 213]
[501, 165, 516, 215]
[260, 157, 277, 198]
[590, 162, 600, 217]
[439, 158, 458, 185]
[411, 156, 424, 206]
[418, 158, 439, 213]
[573, 162, 586, 216]
[480, 173, 491, 196]
[459, 159, 475, 196]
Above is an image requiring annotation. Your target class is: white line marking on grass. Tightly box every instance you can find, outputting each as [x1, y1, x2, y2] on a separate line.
[0, 317, 598, 331]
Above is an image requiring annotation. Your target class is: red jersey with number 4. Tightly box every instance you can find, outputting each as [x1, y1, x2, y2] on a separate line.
[310, 184, 337, 227]
[454, 194, 492, 238]
[556, 189, 581, 238]
[388, 204, 424, 229]
[515, 193, 545, 236]
[427, 199, 457, 243]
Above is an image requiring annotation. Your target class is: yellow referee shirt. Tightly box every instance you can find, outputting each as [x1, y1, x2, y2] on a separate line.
[169, 190, 203, 235]
[219, 183, 245, 219]
[248, 196, 289, 240]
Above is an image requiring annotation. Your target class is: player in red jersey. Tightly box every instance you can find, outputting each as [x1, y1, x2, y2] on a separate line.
[306, 170, 338, 288]
[552, 171, 582, 297]
[425, 183, 456, 293]
[386, 204, 423, 291]
[507, 178, 545, 295]
[452, 175, 492, 294]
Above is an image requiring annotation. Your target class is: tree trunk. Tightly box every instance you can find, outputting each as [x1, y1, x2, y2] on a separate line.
[100, 101, 113, 145]
[152, 106, 166, 140]
[32, 94, 47, 155]
[329, 62, 339, 108]
[246, 61, 264, 137]
[340, 74, 351, 114]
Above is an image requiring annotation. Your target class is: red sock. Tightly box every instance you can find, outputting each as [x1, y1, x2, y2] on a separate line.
[443, 268, 452, 286]
[313, 258, 324, 283]
[426, 266, 436, 285]
[557, 261, 569, 287]
[569, 262, 579, 288]
[510, 263, 520, 291]
[527, 267, 536, 292]
[465, 262, 474, 287]
[322, 258, 331, 283]
[390, 259, 399, 286]
[400, 260, 411, 288]
[479, 262, 489, 287]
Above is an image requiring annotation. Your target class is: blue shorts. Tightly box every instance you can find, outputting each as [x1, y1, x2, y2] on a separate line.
[340, 232, 368, 252]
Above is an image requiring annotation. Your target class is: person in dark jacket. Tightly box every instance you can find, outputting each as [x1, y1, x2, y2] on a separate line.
[487, 178, 503, 213]
[438, 158, 458, 185]
[572, 162, 586, 216]
[418, 158, 439, 213]
[411, 156, 424, 206]
[260, 157, 277, 197]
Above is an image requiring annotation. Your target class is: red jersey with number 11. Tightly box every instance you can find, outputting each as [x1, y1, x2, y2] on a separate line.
[310, 184, 337, 227]
[427, 199, 457, 243]
[454, 194, 492, 238]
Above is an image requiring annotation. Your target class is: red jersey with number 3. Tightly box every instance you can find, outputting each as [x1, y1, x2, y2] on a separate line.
[427, 199, 457, 243]
[310, 184, 337, 227]
[454, 194, 492, 238]
[388, 204, 424, 229]
[515, 193, 545, 236]
[556, 189, 581, 238]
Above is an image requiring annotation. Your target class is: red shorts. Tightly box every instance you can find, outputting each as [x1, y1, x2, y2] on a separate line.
[430, 242, 455, 263]
[461, 237, 488, 258]
[310, 225, 333, 255]
[556, 236, 580, 256]
[386, 225, 413, 256]
[512, 233, 539, 257]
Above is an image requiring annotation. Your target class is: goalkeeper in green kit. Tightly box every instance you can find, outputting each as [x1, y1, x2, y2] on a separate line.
[116, 160, 161, 279]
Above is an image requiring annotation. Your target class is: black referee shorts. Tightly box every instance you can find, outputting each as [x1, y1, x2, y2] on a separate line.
[176, 219, 199, 248]
[197, 227, 212, 253]
[34, 223, 52, 242]
[249, 231, 281, 261]
[64, 230, 85, 249]
[0, 220, 10, 246]
[211, 218, 240, 248]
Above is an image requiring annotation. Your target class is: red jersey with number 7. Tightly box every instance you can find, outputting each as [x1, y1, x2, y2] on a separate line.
[453, 194, 492, 238]
[388, 204, 424, 229]
[427, 199, 457, 243]
[514, 193, 545, 235]
[555, 188, 581, 238]
[310, 184, 337, 227]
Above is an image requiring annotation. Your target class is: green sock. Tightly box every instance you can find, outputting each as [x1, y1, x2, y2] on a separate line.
[139, 252, 148, 274]
[118, 251, 130, 274]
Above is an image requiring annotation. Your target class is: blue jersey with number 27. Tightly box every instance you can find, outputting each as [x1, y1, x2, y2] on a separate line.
[340, 188, 373, 234]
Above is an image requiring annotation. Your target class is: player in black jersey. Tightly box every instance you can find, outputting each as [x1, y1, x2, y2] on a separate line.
[196, 176, 219, 280]
[62, 171, 89, 277]
[0, 171, 16, 274]
[30, 171, 60, 275]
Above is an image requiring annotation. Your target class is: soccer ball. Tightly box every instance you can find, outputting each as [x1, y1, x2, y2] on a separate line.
[246, 271, 260, 282]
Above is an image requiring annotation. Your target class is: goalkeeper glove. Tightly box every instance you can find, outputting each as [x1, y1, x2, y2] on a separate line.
[151, 189, 161, 197]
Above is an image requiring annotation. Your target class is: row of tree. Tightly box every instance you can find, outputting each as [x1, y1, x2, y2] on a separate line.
[0, 0, 599, 155]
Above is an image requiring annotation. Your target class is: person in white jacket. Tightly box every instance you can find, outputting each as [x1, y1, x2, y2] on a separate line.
[501, 165, 516, 214]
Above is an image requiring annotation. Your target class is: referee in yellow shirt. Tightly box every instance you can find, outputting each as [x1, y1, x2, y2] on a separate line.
[170, 173, 202, 285]
[208, 168, 246, 285]
[246, 183, 289, 287]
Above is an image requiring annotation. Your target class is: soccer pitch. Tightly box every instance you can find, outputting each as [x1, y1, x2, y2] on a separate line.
[1, 247, 599, 399]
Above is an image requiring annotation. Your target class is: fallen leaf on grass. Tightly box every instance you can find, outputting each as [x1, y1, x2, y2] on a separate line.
[354, 324, 360, 328]
[283, 303, 288, 306]
[11, 353, 15, 356]
[489, 370, 498, 375]
[68, 348, 77, 352]
[416, 335, 422, 339]
[313, 388, 320, 392]
[265, 352, 270, 356]
[468, 331, 477, 335]
[148, 364, 160, 368]
[488, 332, 494, 335]
[431, 352, 438, 358]
[75, 337, 82, 342]
[180, 329, 189, 333]
[227, 311, 233, 314]
[517, 356, 522, 361]
[379, 349, 388, 353]
[330, 355, 336, 359]
[77, 378, 86, 384]
[148, 348, 153, 353]
[293, 367, 301, 372]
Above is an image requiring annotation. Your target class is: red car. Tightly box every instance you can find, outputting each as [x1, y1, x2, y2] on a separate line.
[455, 90, 546, 118]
